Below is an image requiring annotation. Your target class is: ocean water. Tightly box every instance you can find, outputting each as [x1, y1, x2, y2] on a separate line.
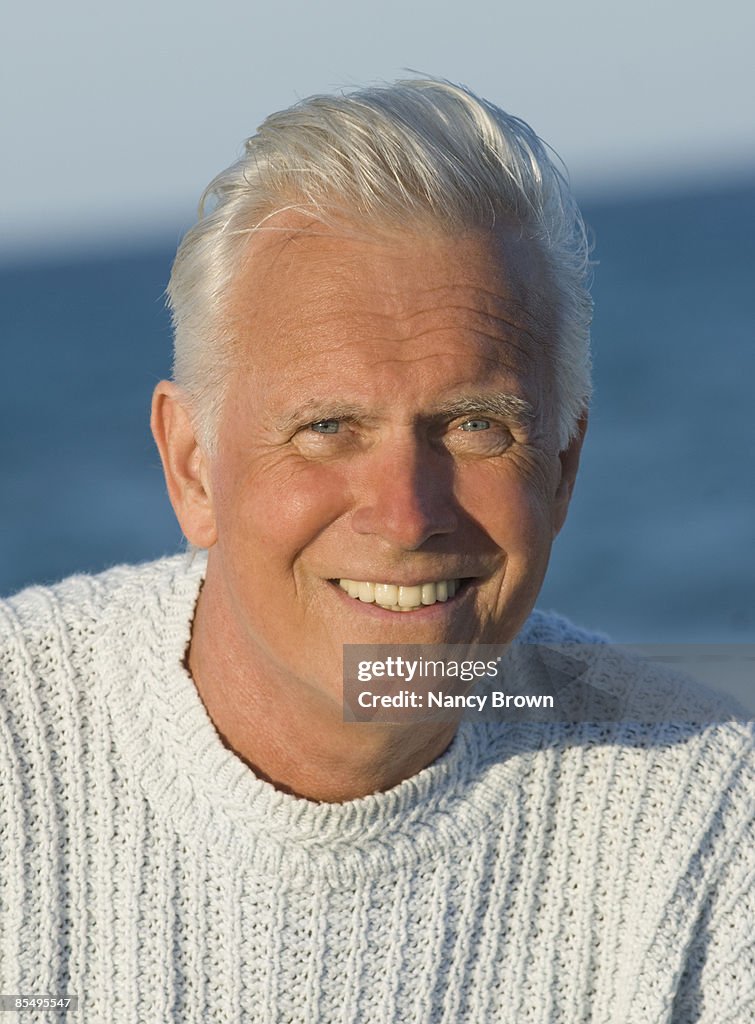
[2, 181, 754, 648]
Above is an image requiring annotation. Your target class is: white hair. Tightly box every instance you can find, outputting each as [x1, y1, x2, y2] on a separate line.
[167, 77, 593, 451]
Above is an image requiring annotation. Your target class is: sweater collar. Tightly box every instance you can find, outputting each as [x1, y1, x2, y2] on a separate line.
[105, 551, 536, 874]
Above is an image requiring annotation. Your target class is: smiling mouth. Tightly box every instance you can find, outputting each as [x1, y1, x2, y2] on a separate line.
[335, 578, 465, 612]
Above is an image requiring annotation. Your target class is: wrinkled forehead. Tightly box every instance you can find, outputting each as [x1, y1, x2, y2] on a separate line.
[217, 214, 559, 431]
[225, 210, 556, 339]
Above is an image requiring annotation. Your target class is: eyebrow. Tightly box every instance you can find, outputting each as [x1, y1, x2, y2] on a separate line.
[438, 393, 536, 425]
[274, 392, 536, 433]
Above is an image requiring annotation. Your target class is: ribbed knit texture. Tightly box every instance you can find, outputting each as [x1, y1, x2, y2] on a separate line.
[1, 553, 753, 1023]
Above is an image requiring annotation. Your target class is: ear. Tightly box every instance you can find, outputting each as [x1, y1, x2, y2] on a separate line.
[552, 413, 588, 537]
[151, 381, 218, 548]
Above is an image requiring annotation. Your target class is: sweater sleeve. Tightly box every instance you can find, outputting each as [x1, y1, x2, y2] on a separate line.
[671, 748, 755, 1024]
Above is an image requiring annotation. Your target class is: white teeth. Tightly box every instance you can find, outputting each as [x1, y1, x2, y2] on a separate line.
[398, 585, 422, 607]
[375, 583, 398, 605]
[337, 578, 462, 611]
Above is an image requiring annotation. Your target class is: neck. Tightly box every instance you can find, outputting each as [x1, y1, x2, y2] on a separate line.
[186, 573, 459, 804]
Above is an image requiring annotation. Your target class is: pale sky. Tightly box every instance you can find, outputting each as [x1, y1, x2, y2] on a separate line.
[3, 0, 753, 260]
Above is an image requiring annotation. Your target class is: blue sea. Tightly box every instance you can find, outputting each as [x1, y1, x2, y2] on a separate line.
[2, 181, 754, 650]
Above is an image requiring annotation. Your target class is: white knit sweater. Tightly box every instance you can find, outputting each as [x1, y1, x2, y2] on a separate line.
[0, 554, 753, 1023]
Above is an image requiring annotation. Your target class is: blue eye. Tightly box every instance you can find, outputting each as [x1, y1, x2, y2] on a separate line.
[459, 419, 491, 431]
[310, 419, 340, 434]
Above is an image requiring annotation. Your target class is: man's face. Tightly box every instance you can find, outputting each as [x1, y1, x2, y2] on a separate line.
[200, 216, 582, 707]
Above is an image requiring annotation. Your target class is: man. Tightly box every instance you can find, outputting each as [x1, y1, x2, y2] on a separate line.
[1, 79, 752, 1022]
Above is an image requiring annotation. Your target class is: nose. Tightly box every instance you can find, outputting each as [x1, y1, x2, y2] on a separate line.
[349, 437, 458, 550]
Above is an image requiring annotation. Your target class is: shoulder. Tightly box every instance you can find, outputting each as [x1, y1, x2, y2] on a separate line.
[504, 608, 754, 836]
[0, 552, 206, 756]
[0, 552, 205, 665]
[517, 608, 750, 724]
[518, 607, 610, 645]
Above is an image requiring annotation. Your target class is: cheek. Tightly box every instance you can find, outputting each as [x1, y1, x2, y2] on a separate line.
[457, 460, 554, 552]
[214, 457, 351, 569]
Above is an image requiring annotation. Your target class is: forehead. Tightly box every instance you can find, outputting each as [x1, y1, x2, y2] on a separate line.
[221, 213, 557, 417]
